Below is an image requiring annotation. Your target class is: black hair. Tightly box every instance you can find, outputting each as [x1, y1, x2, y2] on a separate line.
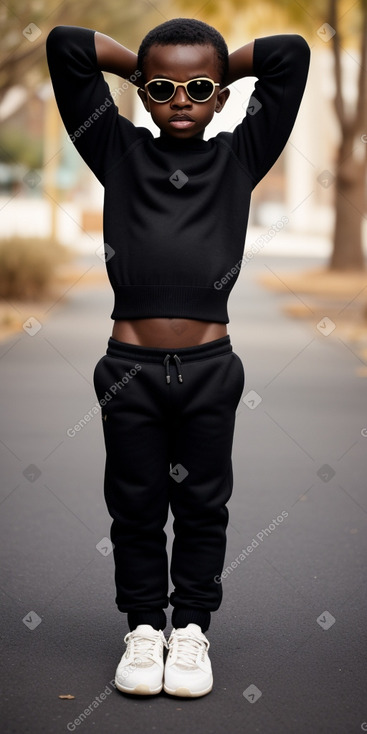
[137, 17, 228, 86]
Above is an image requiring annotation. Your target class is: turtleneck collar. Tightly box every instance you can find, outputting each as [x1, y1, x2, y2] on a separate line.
[153, 131, 209, 151]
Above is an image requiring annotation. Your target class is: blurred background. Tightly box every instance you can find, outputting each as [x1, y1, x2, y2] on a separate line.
[0, 0, 366, 336]
[1, 4, 367, 732]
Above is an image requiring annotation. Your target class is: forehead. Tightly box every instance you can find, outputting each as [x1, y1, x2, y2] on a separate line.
[144, 44, 219, 80]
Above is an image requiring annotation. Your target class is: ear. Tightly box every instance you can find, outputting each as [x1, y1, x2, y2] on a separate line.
[215, 87, 230, 113]
[137, 87, 151, 113]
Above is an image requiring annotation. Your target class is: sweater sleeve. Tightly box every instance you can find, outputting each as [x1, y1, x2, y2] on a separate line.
[228, 34, 310, 189]
[46, 25, 151, 185]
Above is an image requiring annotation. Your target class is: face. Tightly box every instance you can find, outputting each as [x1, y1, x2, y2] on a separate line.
[138, 44, 230, 139]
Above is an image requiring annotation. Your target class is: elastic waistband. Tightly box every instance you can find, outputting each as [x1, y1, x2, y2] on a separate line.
[106, 335, 232, 363]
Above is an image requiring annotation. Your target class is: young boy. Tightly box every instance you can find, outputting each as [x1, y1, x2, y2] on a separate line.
[46, 18, 310, 698]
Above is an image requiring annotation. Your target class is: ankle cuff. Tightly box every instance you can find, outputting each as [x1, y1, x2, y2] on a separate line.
[171, 609, 211, 633]
[127, 609, 166, 631]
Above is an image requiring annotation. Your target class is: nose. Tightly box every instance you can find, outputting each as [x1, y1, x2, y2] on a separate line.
[171, 85, 192, 106]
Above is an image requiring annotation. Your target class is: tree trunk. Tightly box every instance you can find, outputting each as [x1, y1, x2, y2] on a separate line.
[329, 129, 366, 270]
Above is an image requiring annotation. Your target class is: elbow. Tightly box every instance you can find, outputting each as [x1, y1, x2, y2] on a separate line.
[46, 25, 66, 43]
[46, 26, 71, 56]
[253, 33, 310, 78]
[46, 25, 64, 52]
[278, 34, 311, 78]
[288, 34, 311, 64]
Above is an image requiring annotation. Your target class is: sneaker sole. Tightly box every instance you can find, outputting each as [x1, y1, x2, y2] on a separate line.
[115, 681, 162, 696]
[163, 683, 213, 698]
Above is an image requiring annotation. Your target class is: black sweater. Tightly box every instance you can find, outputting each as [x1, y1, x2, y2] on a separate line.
[46, 26, 310, 323]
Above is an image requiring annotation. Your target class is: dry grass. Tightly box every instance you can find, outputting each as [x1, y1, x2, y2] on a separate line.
[0, 239, 108, 342]
[0, 237, 73, 300]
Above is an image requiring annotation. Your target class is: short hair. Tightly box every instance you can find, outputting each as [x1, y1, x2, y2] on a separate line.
[137, 18, 228, 86]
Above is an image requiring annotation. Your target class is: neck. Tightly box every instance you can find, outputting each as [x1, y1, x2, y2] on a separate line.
[160, 130, 205, 141]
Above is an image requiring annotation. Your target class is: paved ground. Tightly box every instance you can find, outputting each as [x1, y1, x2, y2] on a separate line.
[1, 253, 366, 734]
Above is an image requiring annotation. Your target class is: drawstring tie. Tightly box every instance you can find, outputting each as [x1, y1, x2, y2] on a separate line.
[163, 354, 183, 384]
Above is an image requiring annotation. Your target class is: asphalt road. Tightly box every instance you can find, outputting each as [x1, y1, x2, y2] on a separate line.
[1, 254, 366, 734]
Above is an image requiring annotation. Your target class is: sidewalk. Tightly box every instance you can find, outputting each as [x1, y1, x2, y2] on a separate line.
[1, 253, 366, 734]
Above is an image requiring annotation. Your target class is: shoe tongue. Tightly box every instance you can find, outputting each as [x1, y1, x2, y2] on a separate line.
[174, 625, 204, 670]
[130, 625, 161, 667]
[134, 624, 159, 634]
[181, 623, 202, 635]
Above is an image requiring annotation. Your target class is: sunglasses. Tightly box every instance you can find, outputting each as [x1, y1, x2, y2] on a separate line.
[143, 77, 220, 103]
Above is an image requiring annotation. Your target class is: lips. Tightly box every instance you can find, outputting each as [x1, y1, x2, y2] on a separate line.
[169, 114, 194, 121]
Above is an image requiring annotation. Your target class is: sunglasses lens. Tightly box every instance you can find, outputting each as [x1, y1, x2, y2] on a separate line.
[146, 78, 216, 102]
[187, 79, 214, 101]
[147, 80, 174, 102]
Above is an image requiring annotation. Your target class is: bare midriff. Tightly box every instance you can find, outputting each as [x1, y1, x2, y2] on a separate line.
[112, 318, 228, 348]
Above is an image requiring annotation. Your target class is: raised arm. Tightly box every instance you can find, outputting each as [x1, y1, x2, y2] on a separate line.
[94, 31, 140, 82]
[223, 41, 255, 87]
[46, 26, 149, 185]
[221, 34, 311, 189]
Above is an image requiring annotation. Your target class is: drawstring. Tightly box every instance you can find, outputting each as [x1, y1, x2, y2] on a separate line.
[174, 355, 183, 383]
[163, 354, 171, 383]
[163, 354, 183, 384]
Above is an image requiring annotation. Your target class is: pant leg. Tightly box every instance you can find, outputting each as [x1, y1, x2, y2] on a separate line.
[168, 349, 245, 616]
[93, 351, 171, 614]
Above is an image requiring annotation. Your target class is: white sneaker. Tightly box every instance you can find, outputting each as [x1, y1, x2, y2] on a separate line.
[163, 623, 213, 697]
[115, 624, 168, 695]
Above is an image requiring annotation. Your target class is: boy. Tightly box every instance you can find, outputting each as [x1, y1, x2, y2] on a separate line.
[46, 17, 310, 698]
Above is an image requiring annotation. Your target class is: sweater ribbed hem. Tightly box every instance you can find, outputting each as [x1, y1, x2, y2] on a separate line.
[110, 285, 230, 324]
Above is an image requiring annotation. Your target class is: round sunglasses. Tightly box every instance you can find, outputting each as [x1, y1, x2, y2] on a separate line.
[143, 77, 220, 104]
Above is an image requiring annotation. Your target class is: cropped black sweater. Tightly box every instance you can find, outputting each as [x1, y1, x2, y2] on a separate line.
[46, 26, 310, 323]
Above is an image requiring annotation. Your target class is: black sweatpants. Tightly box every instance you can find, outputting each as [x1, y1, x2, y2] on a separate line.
[93, 335, 245, 633]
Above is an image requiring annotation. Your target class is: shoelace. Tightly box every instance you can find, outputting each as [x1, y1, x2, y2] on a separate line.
[169, 631, 209, 667]
[124, 629, 168, 665]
